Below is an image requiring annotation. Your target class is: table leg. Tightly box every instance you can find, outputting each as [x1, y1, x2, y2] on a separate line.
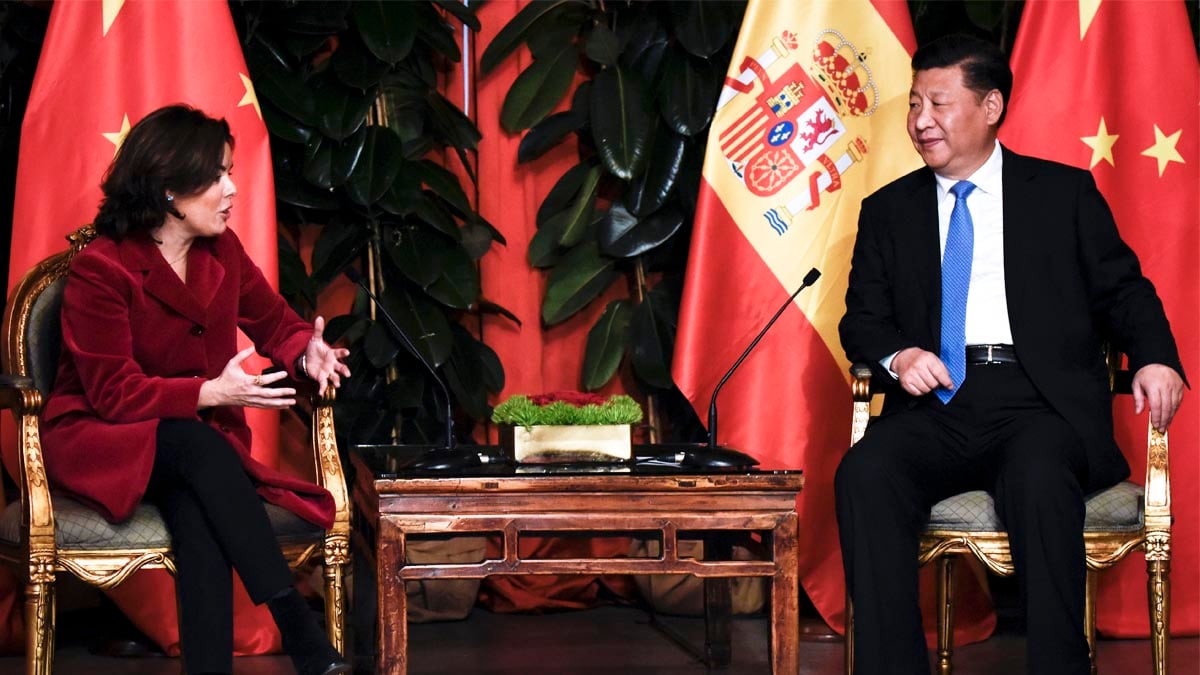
[378, 518, 408, 675]
[704, 533, 734, 667]
[772, 513, 800, 674]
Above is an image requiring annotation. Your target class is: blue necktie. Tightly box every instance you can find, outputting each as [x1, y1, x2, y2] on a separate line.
[937, 180, 976, 404]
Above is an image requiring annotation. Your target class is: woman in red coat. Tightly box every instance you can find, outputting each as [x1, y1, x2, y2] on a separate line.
[41, 105, 351, 675]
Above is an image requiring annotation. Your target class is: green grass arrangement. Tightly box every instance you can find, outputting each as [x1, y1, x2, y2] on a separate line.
[492, 394, 644, 429]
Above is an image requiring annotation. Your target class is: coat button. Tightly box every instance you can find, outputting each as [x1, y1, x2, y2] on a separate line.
[190, 325, 204, 336]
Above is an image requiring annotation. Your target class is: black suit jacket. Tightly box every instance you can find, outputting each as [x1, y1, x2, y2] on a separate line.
[839, 146, 1184, 493]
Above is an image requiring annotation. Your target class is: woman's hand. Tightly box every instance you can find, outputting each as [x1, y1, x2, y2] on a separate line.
[198, 346, 297, 409]
[301, 316, 352, 396]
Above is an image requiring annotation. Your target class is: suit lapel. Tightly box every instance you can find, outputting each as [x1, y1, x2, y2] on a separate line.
[118, 235, 226, 327]
[902, 169, 942, 349]
[1001, 146, 1037, 335]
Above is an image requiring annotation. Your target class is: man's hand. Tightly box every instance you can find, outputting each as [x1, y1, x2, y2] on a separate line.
[1132, 364, 1184, 433]
[891, 347, 955, 396]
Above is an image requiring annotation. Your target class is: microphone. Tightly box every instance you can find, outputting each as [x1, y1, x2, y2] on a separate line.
[700, 267, 821, 466]
[344, 268, 496, 471]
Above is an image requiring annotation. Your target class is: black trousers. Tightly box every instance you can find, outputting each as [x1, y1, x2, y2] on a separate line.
[835, 363, 1092, 675]
[146, 419, 293, 675]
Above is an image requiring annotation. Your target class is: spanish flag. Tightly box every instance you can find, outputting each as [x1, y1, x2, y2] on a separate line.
[1001, 0, 1199, 637]
[7, 0, 283, 656]
[674, 0, 993, 642]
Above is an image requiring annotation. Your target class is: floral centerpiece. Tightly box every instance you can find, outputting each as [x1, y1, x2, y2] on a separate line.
[492, 392, 643, 464]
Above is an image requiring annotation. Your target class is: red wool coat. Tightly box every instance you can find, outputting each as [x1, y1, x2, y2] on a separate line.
[40, 229, 334, 529]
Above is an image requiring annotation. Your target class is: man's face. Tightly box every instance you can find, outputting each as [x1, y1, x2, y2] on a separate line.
[907, 65, 1002, 180]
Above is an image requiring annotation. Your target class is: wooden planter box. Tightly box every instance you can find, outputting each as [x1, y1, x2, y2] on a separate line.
[498, 424, 631, 464]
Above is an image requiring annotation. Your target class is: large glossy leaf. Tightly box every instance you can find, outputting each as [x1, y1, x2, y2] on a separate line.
[245, 38, 317, 126]
[629, 285, 676, 388]
[596, 201, 638, 251]
[331, 126, 367, 187]
[518, 110, 585, 164]
[591, 66, 652, 180]
[432, 0, 481, 32]
[314, 76, 375, 140]
[274, 0, 350, 35]
[382, 284, 453, 367]
[426, 247, 480, 309]
[558, 164, 602, 247]
[414, 193, 462, 240]
[303, 137, 334, 190]
[479, 0, 574, 75]
[332, 30, 391, 89]
[386, 374, 426, 410]
[537, 161, 595, 227]
[383, 225, 451, 287]
[426, 90, 482, 152]
[500, 46, 578, 133]
[671, 0, 740, 58]
[627, 128, 686, 215]
[324, 313, 369, 346]
[274, 156, 338, 210]
[527, 13, 583, 61]
[582, 299, 632, 390]
[261, 99, 314, 144]
[414, 160, 472, 217]
[459, 221, 495, 260]
[414, 2, 460, 61]
[602, 203, 684, 258]
[443, 325, 492, 420]
[364, 320, 401, 369]
[542, 242, 618, 325]
[377, 167, 421, 216]
[346, 126, 404, 206]
[527, 214, 564, 269]
[584, 24, 620, 66]
[472, 299, 523, 327]
[311, 219, 368, 286]
[660, 48, 719, 136]
[277, 233, 316, 311]
[352, 1, 417, 64]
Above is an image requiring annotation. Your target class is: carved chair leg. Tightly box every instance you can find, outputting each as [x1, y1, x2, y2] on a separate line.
[1147, 558, 1170, 675]
[936, 556, 955, 675]
[324, 560, 347, 655]
[25, 580, 55, 675]
[844, 591, 854, 675]
[1085, 569, 1097, 675]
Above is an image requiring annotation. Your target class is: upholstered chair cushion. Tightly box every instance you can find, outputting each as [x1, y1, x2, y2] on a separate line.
[926, 481, 1144, 533]
[25, 276, 65, 397]
[0, 496, 321, 550]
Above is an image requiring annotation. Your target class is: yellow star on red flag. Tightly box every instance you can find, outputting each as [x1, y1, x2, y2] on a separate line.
[1140, 125, 1185, 177]
[102, 114, 132, 155]
[237, 73, 262, 120]
[1080, 117, 1118, 169]
[1078, 0, 1102, 40]
[102, 0, 126, 36]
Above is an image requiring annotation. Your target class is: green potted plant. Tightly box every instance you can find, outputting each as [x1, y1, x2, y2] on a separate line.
[492, 391, 642, 463]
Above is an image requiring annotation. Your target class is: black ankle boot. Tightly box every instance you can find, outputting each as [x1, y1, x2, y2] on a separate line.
[267, 588, 349, 675]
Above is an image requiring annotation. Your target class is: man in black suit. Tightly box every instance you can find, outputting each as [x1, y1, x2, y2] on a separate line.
[835, 35, 1184, 675]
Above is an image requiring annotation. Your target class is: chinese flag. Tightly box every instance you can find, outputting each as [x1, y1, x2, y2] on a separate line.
[6, 0, 284, 655]
[1001, 0, 1199, 637]
[674, 0, 994, 642]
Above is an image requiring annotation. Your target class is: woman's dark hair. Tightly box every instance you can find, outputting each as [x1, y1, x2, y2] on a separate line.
[912, 34, 1012, 126]
[94, 105, 234, 239]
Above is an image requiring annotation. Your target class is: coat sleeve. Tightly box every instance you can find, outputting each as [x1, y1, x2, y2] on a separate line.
[227, 232, 312, 378]
[1074, 172, 1186, 382]
[839, 194, 915, 376]
[60, 252, 205, 422]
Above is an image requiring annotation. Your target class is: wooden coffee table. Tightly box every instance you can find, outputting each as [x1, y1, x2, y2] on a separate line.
[350, 449, 804, 674]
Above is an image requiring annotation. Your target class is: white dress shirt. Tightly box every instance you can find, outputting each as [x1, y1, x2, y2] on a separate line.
[883, 140, 1013, 376]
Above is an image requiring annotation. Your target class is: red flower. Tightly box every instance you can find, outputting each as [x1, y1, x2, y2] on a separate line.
[528, 391, 608, 407]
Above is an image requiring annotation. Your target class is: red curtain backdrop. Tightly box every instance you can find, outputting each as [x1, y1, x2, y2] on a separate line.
[673, 0, 995, 644]
[5, 0, 290, 655]
[449, 0, 636, 611]
[1000, 0, 1199, 637]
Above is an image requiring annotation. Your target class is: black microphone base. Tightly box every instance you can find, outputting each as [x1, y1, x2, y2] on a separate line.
[635, 443, 760, 470]
[407, 446, 513, 472]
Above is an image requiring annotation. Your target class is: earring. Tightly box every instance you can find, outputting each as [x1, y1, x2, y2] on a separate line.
[166, 194, 174, 202]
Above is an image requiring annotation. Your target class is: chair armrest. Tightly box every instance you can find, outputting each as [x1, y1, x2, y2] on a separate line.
[309, 388, 350, 553]
[850, 364, 874, 445]
[0, 376, 57, 550]
[1143, 423, 1170, 532]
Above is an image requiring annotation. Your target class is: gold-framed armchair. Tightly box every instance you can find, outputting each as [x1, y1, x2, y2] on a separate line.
[844, 351, 1171, 675]
[0, 226, 351, 674]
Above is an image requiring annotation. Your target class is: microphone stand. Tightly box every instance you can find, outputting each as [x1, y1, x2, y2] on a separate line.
[346, 270, 488, 471]
[692, 267, 822, 467]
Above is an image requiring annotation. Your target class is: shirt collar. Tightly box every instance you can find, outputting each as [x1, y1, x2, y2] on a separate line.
[934, 139, 1003, 202]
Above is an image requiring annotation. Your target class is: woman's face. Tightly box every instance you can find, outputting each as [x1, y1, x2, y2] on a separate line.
[172, 144, 236, 238]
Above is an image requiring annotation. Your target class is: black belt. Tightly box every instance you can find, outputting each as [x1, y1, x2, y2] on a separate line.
[965, 344, 1018, 365]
